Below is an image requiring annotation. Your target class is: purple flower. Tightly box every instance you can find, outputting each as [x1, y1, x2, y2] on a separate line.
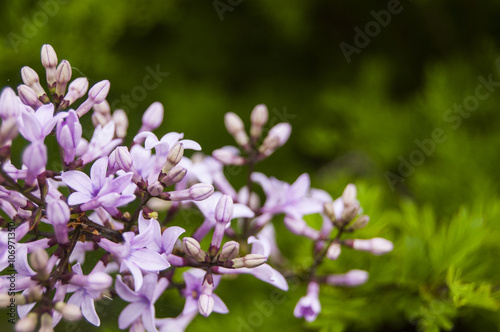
[67, 261, 112, 326]
[133, 131, 201, 185]
[56, 110, 82, 164]
[181, 269, 228, 317]
[18, 103, 67, 143]
[213, 233, 288, 291]
[22, 141, 47, 185]
[294, 281, 321, 322]
[98, 217, 169, 291]
[192, 191, 254, 241]
[137, 214, 185, 256]
[61, 156, 135, 215]
[115, 273, 168, 332]
[252, 172, 330, 217]
[46, 198, 70, 244]
[79, 121, 122, 165]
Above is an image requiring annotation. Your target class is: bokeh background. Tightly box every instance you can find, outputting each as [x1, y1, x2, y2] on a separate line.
[2, 0, 500, 331]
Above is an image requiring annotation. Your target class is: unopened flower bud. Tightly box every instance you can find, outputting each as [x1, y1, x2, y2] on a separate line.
[18, 85, 43, 109]
[163, 184, 213, 201]
[342, 184, 357, 206]
[346, 237, 394, 255]
[113, 146, 133, 172]
[15, 312, 38, 332]
[148, 181, 164, 196]
[230, 254, 267, 268]
[89, 80, 110, 103]
[41, 44, 58, 89]
[0, 87, 23, 120]
[21, 66, 48, 103]
[60, 77, 89, 109]
[55, 60, 72, 98]
[91, 112, 109, 127]
[47, 199, 70, 244]
[0, 117, 18, 146]
[210, 195, 234, 255]
[219, 241, 239, 261]
[348, 215, 369, 231]
[140, 102, 164, 132]
[340, 203, 359, 224]
[259, 122, 291, 156]
[162, 143, 184, 173]
[250, 104, 268, 139]
[39, 313, 53, 332]
[326, 242, 341, 260]
[55, 302, 82, 321]
[183, 237, 206, 262]
[29, 248, 49, 277]
[161, 165, 187, 187]
[212, 148, 246, 165]
[113, 109, 128, 138]
[93, 98, 111, 115]
[323, 202, 336, 221]
[198, 292, 214, 317]
[325, 269, 369, 287]
[224, 112, 249, 147]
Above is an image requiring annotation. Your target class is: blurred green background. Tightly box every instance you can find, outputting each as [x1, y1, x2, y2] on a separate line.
[2, 0, 500, 331]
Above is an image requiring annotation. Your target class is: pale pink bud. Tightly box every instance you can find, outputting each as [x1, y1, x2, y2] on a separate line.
[349, 215, 369, 231]
[259, 122, 291, 156]
[17, 85, 43, 109]
[326, 242, 341, 260]
[60, 77, 89, 109]
[21, 66, 47, 102]
[230, 254, 267, 268]
[348, 237, 394, 255]
[212, 148, 246, 165]
[89, 80, 110, 103]
[219, 241, 239, 261]
[54, 302, 82, 321]
[162, 143, 184, 173]
[0, 87, 23, 119]
[140, 102, 164, 132]
[113, 109, 128, 138]
[325, 269, 369, 287]
[0, 117, 18, 146]
[250, 104, 268, 138]
[182, 237, 206, 262]
[55, 60, 72, 98]
[342, 183, 357, 206]
[38, 313, 53, 332]
[93, 99, 111, 115]
[224, 112, 249, 146]
[164, 183, 214, 201]
[15, 312, 38, 332]
[161, 165, 187, 187]
[29, 249, 49, 280]
[41, 44, 58, 89]
[148, 181, 164, 196]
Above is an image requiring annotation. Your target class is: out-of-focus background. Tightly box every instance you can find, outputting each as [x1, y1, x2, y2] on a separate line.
[1, 0, 500, 331]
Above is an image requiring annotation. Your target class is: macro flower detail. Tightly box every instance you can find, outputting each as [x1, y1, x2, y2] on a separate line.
[61, 156, 135, 215]
[115, 273, 168, 332]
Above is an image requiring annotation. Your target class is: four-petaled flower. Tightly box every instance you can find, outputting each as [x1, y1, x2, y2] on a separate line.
[115, 273, 168, 332]
[61, 156, 135, 215]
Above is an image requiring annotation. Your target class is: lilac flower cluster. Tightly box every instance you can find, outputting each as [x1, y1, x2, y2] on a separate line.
[0, 45, 393, 331]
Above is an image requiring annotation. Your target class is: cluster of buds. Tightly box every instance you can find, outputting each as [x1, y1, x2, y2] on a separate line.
[0, 44, 394, 332]
[213, 104, 292, 165]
